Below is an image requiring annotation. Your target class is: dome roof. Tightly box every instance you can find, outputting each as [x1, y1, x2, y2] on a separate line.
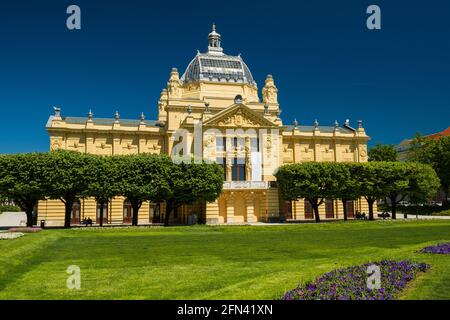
[180, 25, 257, 87]
[181, 53, 257, 87]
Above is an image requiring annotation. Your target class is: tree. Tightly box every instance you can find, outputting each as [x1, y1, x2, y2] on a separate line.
[356, 162, 391, 220]
[408, 135, 450, 206]
[86, 156, 120, 227]
[115, 154, 172, 226]
[44, 150, 95, 228]
[332, 163, 361, 221]
[382, 162, 412, 219]
[0, 153, 50, 227]
[405, 162, 440, 218]
[275, 162, 342, 223]
[163, 161, 223, 226]
[368, 143, 398, 162]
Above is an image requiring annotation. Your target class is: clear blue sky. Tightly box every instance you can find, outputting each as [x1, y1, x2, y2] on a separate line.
[1, 0, 449, 153]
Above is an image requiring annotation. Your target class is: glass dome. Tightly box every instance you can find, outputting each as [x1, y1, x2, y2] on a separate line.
[181, 53, 257, 87]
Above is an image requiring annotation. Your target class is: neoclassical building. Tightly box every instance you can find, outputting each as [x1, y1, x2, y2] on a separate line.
[38, 25, 371, 226]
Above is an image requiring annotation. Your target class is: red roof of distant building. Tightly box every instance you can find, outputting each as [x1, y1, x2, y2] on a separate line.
[427, 126, 450, 140]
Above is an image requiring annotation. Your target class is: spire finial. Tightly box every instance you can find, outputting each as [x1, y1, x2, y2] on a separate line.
[208, 23, 223, 55]
[53, 106, 61, 118]
[204, 102, 211, 113]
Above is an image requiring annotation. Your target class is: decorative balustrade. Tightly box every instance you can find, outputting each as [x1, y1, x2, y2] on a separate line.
[223, 181, 272, 190]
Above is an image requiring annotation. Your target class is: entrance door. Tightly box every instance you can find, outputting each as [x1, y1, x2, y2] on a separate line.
[346, 200, 355, 218]
[284, 201, 293, 220]
[150, 203, 160, 223]
[325, 199, 335, 219]
[96, 202, 108, 224]
[123, 199, 133, 224]
[71, 201, 81, 224]
[304, 200, 313, 219]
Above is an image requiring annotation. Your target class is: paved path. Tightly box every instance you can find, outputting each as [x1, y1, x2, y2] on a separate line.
[394, 213, 450, 220]
[0, 212, 27, 227]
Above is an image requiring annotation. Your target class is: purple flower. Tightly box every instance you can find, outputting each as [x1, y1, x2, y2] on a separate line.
[281, 260, 429, 301]
[420, 243, 450, 255]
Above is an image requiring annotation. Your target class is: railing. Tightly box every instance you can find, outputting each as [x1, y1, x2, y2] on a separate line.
[223, 181, 272, 190]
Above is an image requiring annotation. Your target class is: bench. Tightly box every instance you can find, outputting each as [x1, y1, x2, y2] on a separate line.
[377, 212, 390, 219]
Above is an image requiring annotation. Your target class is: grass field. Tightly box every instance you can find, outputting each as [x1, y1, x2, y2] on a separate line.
[0, 220, 449, 300]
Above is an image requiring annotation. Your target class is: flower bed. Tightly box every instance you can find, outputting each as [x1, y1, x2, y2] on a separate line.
[420, 243, 450, 254]
[8, 227, 42, 233]
[0, 232, 25, 240]
[282, 260, 429, 300]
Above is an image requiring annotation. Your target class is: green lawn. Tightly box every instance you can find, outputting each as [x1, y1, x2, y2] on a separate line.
[1, 220, 450, 300]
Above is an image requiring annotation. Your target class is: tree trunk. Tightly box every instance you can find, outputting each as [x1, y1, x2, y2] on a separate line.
[367, 198, 375, 221]
[131, 200, 141, 226]
[390, 196, 397, 220]
[64, 199, 74, 229]
[99, 201, 105, 227]
[310, 200, 320, 223]
[25, 208, 34, 227]
[341, 199, 348, 221]
[164, 201, 173, 227]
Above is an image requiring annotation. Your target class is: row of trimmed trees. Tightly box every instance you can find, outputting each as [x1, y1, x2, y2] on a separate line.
[275, 161, 440, 222]
[0, 151, 224, 228]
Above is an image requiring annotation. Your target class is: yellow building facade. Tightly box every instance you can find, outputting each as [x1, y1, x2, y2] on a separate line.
[38, 26, 371, 226]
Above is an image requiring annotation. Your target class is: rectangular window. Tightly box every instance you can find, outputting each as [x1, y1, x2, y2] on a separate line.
[216, 137, 226, 152]
[231, 158, 246, 181]
[251, 137, 260, 152]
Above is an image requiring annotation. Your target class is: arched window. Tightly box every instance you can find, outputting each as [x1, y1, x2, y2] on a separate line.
[71, 200, 81, 224]
[123, 199, 133, 224]
[304, 200, 313, 219]
[325, 199, 334, 218]
[96, 202, 108, 224]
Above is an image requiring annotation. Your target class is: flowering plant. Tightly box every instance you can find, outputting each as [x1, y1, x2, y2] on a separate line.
[282, 260, 429, 300]
[420, 243, 450, 254]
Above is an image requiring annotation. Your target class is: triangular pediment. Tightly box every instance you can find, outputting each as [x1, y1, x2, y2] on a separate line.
[203, 104, 276, 128]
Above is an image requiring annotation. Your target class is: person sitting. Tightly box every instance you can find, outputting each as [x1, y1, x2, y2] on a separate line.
[86, 217, 93, 226]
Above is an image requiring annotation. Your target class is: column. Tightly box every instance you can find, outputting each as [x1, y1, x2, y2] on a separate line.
[205, 200, 220, 224]
[246, 193, 257, 223]
[226, 193, 235, 223]
[113, 136, 121, 155]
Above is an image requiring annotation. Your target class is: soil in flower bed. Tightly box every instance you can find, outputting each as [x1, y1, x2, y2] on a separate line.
[8, 227, 42, 233]
[282, 260, 429, 300]
[420, 243, 450, 254]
